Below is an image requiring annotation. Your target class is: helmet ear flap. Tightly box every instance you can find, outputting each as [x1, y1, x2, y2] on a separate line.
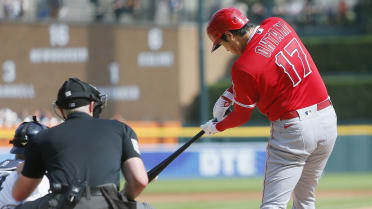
[86, 83, 108, 118]
[92, 92, 107, 118]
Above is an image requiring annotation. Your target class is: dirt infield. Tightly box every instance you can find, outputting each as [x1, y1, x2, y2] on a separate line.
[139, 190, 372, 203]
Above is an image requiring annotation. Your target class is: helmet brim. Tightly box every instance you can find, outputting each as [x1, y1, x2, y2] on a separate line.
[211, 42, 222, 52]
[10, 146, 25, 154]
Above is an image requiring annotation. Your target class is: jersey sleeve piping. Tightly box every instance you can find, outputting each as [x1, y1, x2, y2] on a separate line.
[233, 99, 256, 109]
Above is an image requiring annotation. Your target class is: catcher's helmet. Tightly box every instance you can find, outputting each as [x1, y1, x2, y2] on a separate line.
[55, 78, 107, 118]
[9, 116, 48, 154]
[207, 7, 249, 52]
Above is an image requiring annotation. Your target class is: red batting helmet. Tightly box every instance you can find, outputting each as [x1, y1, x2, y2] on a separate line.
[207, 7, 249, 52]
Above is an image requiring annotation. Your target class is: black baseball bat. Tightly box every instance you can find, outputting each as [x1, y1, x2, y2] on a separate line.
[147, 108, 232, 182]
[147, 130, 205, 182]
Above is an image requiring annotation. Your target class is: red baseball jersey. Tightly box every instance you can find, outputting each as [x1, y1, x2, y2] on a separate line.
[216, 17, 328, 130]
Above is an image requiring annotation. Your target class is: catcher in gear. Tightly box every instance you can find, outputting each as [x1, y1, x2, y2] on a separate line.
[0, 117, 49, 208]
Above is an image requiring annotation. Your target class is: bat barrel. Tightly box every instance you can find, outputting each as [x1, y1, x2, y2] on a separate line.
[147, 130, 205, 181]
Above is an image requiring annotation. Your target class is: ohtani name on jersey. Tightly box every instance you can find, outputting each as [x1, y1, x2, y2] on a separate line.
[255, 21, 291, 58]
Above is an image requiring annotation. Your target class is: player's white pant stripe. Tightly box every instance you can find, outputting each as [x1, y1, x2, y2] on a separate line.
[234, 100, 256, 109]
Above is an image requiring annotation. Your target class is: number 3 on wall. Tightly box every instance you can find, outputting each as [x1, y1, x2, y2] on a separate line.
[275, 38, 312, 87]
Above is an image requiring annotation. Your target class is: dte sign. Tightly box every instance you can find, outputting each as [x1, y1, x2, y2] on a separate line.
[199, 149, 256, 177]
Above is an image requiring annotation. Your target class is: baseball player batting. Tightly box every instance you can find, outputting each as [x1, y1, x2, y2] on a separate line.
[200, 7, 337, 209]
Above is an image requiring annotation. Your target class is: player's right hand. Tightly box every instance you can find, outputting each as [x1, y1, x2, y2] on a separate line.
[213, 89, 233, 121]
[200, 120, 219, 135]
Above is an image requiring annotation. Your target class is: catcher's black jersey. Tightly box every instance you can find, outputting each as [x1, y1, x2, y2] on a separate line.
[22, 112, 141, 188]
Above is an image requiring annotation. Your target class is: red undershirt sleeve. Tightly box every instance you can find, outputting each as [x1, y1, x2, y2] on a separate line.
[215, 103, 253, 131]
[215, 62, 257, 132]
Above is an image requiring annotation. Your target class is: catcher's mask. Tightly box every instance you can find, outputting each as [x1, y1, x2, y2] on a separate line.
[9, 116, 48, 154]
[53, 77, 107, 119]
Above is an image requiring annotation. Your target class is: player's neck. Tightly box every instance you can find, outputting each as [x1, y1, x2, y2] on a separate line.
[237, 27, 255, 53]
[245, 27, 256, 43]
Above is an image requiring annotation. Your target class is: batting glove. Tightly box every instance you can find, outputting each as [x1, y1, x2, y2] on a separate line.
[213, 89, 233, 121]
[200, 120, 219, 135]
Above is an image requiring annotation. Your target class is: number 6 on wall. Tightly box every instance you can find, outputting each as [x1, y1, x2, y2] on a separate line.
[275, 38, 312, 87]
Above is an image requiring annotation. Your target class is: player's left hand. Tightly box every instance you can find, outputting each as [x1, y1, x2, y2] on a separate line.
[200, 120, 219, 135]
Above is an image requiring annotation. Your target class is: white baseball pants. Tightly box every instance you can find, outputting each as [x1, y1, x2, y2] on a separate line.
[261, 105, 337, 209]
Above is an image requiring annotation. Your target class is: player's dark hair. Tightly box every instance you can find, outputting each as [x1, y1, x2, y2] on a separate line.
[221, 23, 255, 42]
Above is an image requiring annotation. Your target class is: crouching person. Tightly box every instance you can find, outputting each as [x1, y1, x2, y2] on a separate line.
[0, 117, 49, 209]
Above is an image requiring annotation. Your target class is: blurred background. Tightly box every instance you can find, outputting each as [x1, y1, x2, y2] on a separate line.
[0, 0, 371, 208]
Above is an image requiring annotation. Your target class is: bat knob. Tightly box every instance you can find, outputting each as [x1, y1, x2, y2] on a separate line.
[149, 176, 159, 183]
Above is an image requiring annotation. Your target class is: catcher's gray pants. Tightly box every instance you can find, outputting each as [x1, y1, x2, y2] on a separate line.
[261, 105, 337, 209]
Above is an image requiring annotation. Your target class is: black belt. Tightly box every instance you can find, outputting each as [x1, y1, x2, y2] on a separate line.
[51, 184, 113, 197]
[85, 187, 103, 197]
